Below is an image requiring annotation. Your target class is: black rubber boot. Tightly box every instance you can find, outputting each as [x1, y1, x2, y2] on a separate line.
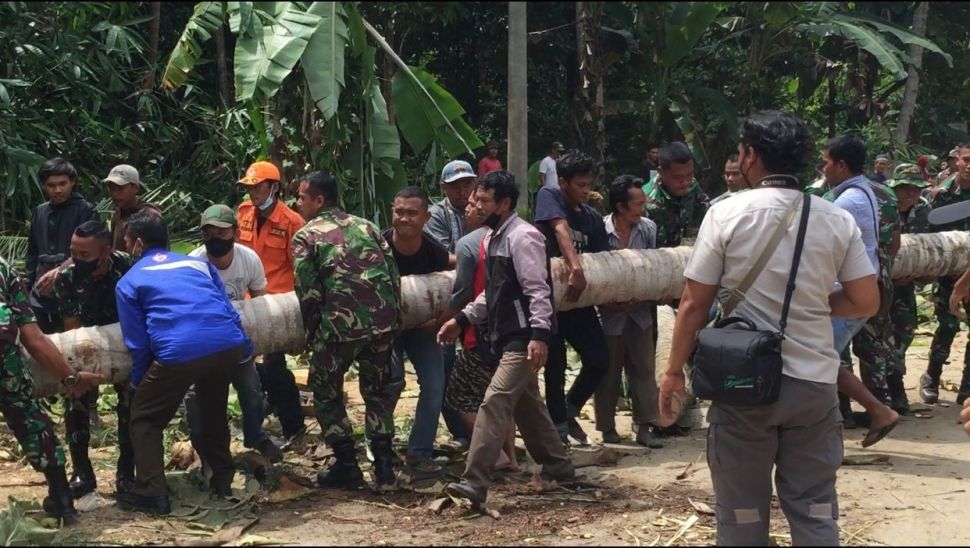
[42, 468, 78, 525]
[68, 445, 97, 499]
[870, 387, 892, 408]
[115, 446, 135, 494]
[886, 373, 910, 414]
[316, 439, 364, 490]
[370, 438, 397, 490]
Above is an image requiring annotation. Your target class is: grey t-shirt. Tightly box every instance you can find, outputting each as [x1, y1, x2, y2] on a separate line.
[450, 227, 488, 310]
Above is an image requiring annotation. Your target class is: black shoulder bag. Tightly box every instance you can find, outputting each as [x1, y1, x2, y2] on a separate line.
[690, 193, 811, 406]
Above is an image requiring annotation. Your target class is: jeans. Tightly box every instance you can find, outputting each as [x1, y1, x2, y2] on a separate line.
[258, 352, 305, 438]
[441, 344, 472, 442]
[832, 317, 867, 354]
[186, 358, 268, 450]
[391, 328, 444, 460]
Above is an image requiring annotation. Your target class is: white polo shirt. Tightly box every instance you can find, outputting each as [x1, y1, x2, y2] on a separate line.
[683, 188, 875, 384]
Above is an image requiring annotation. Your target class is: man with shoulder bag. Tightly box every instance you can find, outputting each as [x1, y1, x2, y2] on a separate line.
[659, 111, 880, 546]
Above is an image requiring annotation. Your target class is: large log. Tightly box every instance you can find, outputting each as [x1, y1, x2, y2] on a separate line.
[28, 231, 970, 396]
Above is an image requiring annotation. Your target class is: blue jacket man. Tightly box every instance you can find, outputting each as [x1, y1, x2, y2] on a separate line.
[114, 211, 251, 515]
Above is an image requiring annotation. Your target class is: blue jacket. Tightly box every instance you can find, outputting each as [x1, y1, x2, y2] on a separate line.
[115, 248, 253, 388]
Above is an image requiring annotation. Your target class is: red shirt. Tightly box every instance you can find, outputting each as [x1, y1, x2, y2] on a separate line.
[477, 157, 503, 178]
[462, 236, 488, 349]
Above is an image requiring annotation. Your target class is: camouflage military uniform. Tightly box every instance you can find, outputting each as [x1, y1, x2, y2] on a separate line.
[823, 180, 899, 397]
[0, 256, 66, 472]
[53, 250, 134, 487]
[925, 177, 970, 395]
[642, 177, 709, 248]
[891, 197, 932, 375]
[291, 207, 401, 447]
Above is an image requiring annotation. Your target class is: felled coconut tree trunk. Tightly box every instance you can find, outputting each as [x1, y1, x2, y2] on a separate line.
[30, 231, 970, 396]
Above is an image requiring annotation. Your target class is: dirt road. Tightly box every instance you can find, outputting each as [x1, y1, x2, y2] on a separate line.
[0, 332, 967, 546]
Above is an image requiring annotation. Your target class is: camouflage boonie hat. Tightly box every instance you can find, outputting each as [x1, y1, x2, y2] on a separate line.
[887, 163, 927, 189]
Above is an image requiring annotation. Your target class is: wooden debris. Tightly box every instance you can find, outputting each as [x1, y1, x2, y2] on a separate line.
[676, 451, 705, 480]
[167, 441, 198, 470]
[427, 497, 452, 514]
[569, 446, 618, 468]
[842, 455, 892, 466]
[687, 498, 715, 516]
[664, 514, 699, 546]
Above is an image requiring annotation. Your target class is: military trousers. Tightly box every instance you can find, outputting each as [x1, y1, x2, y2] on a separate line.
[890, 281, 918, 376]
[65, 381, 133, 473]
[707, 375, 842, 546]
[309, 332, 396, 447]
[0, 347, 65, 471]
[928, 276, 970, 379]
[463, 348, 573, 491]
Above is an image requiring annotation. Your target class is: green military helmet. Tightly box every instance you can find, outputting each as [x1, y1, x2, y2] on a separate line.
[887, 163, 928, 189]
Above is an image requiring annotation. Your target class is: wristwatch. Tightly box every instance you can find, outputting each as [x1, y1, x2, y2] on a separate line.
[61, 372, 80, 387]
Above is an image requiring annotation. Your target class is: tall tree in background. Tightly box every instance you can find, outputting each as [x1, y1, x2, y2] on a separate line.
[897, 1, 930, 145]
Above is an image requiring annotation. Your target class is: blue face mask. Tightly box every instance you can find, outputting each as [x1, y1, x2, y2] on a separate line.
[257, 195, 274, 211]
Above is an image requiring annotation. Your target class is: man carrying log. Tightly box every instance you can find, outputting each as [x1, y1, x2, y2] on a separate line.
[52, 220, 136, 498]
[439, 170, 575, 505]
[115, 212, 251, 514]
[1, 254, 102, 524]
[291, 171, 401, 491]
[921, 143, 970, 405]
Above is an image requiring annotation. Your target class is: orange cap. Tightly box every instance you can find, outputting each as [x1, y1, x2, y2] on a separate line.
[237, 161, 281, 186]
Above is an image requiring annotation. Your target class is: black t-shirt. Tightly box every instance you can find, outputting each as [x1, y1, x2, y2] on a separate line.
[533, 186, 609, 258]
[381, 228, 450, 276]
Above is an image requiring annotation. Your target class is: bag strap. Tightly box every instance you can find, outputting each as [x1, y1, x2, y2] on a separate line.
[722, 194, 803, 316]
[778, 193, 812, 336]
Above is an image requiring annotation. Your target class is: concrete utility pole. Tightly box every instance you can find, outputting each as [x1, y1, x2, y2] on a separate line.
[507, 1, 529, 216]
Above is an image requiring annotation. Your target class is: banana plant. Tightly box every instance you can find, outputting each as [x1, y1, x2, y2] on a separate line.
[162, 1, 482, 224]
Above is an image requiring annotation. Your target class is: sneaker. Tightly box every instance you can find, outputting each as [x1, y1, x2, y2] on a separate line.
[404, 455, 443, 476]
[601, 430, 622, 444]
[256, 438, 283, 464]
[919, 373, 939, 404]
[446, 480, 486, 504]
[567, 417, 589, 446]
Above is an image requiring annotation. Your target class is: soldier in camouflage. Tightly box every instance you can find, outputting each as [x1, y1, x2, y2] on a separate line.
[824, 175, 900, 406]
[1, 254, 102, 524]
[53, 220, 135, 497]
[886, 164, 933, 412]
[291, 171, 402, 491]
[642, 142, 709, 248]
[921, 143, 970, 405]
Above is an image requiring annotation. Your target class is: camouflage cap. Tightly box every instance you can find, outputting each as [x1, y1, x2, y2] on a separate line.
[887, 163, 928, 189]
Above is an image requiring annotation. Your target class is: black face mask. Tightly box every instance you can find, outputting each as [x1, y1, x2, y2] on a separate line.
[73, 257, 100, 278]
[204, 237, 234, 258]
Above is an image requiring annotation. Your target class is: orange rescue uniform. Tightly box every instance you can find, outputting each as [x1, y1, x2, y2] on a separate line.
[237, 201, 305, 294]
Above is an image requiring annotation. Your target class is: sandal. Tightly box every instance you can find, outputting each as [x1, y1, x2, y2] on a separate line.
[861, 418, 899, 448]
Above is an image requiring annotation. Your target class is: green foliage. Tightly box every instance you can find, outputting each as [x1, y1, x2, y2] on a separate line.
[0, 498, 61, 546]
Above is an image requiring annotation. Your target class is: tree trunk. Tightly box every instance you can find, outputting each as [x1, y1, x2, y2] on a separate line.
[30, 231, 970, 396]
[895, 1, 929, 145]
[215, 23, 232, 105]
[126, 1, 161, 167]
[572, 2, 606, 184]
[508, 1, 528, 216]
[380, 22, 395, 125]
